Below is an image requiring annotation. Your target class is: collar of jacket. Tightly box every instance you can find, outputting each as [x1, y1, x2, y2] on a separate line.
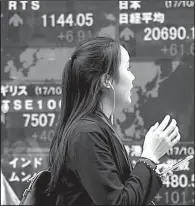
[90, 108, 133, 171]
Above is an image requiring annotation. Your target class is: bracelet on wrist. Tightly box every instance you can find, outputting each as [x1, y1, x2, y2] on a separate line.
[139, 157, 157, 167]
[137, 159, 163, 183]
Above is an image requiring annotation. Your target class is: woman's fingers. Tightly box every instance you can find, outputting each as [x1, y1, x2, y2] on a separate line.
[161, 170, 173, 178]
[170, 133, 181, 147]
[149, 122, 159, 133]
[157, 164, 174, 183]
[168, 127, 179, 141]
[164, 119, 177, 135]
[157, 163, 171, 173]
[155, 115, 170, 133]
[161, 170, 173, 183]
[167, 171, 173, 176]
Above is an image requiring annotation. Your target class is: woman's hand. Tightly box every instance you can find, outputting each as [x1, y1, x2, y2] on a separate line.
[141, 115, 181, 163]
[156, 163, 173, 183]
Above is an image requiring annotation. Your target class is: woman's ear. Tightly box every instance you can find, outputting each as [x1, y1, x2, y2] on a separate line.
[100, 74, 111, 89]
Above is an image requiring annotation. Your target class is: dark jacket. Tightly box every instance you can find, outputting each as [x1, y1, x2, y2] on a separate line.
[56, 110, 162, 205]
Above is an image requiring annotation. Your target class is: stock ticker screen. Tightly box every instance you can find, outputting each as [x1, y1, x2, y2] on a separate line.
[1, 0, 194, 204]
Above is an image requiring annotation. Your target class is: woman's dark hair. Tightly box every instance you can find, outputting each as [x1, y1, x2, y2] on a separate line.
[47, 36, 125, 193]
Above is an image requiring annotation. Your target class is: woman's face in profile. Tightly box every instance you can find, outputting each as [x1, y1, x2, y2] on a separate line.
[114, 45, 135, 108]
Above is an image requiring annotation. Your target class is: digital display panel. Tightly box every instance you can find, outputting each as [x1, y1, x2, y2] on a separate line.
[1, 0, 194, 204]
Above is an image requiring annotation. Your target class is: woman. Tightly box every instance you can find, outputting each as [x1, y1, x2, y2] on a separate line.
[47, 37, 180, 205]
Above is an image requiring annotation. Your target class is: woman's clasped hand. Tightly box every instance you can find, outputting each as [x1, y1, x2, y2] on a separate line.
[142, 115, 181, 163]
